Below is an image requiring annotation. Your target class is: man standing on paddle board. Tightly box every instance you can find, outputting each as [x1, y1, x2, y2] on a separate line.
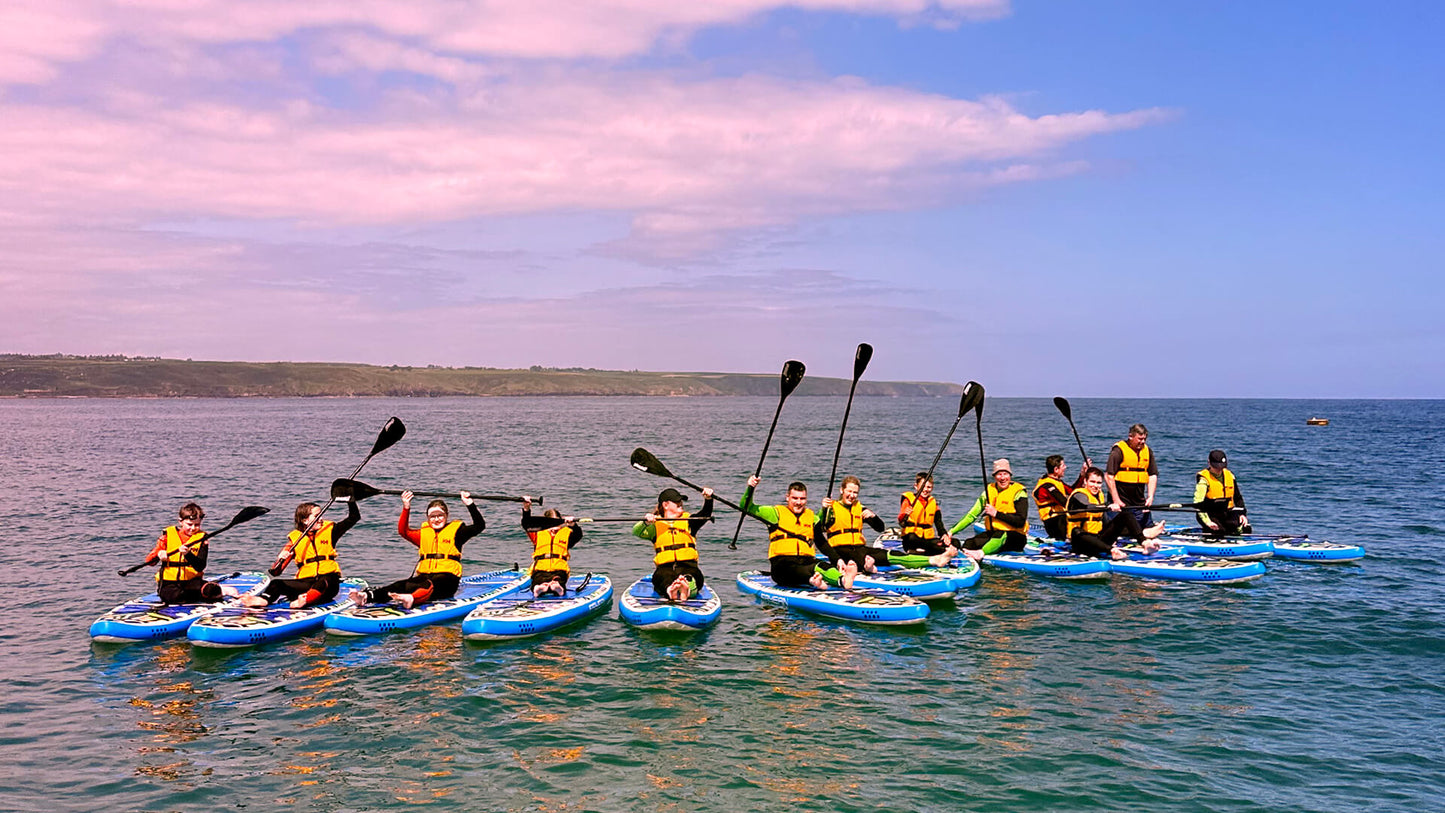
[819, 476, 955, 579]
[633, 487, 713, 601]
[950, 459, 1031, 562]
[1105, 423, 1166, 535]
[897, 472, 956, 557]
[144, 502, 242, 604]
[741, 475, 829, 589]
[242, 500, 361, 609]
[1195, 450, 1252, 536]
[523, 497, 582, 597]
[1034, 455, 1089, 542]
[349, 491, 485, 609]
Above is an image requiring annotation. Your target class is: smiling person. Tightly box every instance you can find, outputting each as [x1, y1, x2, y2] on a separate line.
[523, 496, 582, 598]
[241, 499, 360, 610]
[1062, 467, 1165, 559]
[633, 486, 714, 601]
[1033, 454, 1089, 542]
[144, 502, 241, 604]
[741, 474, 829, 589]
[819, 476, 955, 582]
[348, 490, 485, 609]
[949, 459, 1031, 562]
[897, 472, 957, 558]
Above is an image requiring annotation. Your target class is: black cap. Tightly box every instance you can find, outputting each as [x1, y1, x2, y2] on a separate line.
[1209, 450, 1228, 467]
[658, 488, 687, 505]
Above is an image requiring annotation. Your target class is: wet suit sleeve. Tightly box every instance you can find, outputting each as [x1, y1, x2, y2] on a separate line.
[1194, 476, 1210, 524]
[632, 521, 656, 541]
[739, 487, 780, 525]
[1234, 483, 1245, 511]
[397, 507, 421, 545]
[864, 512, 886, 533]
[934, 511, 948, 538]
[522, 507, 564, 531]
[688, 498, 714, 534]
[948, 494, 988, 536]
[454, 502, 486, 547]
[814, 508, 835, 557]
[332, 500, 362, 541]
[1037, 482, 1069, 507]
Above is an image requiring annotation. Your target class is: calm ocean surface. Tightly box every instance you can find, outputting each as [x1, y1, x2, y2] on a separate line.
[2, 396, 1442, 812]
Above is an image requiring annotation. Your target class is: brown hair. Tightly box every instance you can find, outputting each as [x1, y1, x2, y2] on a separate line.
[1045, 455, 1064, 472]
[294, 502, 319, 531]
[178, 502, 204, 522]
[426, 499, 448, 517]
[840, 475, 861, 490]
[914, 472, 933, 485]
[1128, 423, 1148, 438]
[1084, 466, 1105, 480]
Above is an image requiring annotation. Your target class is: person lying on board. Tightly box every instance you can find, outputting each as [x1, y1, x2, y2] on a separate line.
[818, 476, 955, 582]
[951, 459, 1031, 562]
[145, 502, 242, 604]
[348, 490, 483, 609]
[522, 497, 581, 598]
[897, 472, 957, 557]
[1033, 454, 1089, 542]
[741, 475, 831, 589]
[1195, 450, 1252, 536]
[242, 500, 360, 610]
[632, 486, 713, 602]
[1057, 467, 1166, 560]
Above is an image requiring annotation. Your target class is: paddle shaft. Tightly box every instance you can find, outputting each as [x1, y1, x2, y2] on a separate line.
[365, 486, 534, 504]
[1056, 399, 1089, 463]
[119, 509, 266, 576]
[826, 343, 872, 498]
[728, 365, 803, 550]
[289, 418, 405, 556]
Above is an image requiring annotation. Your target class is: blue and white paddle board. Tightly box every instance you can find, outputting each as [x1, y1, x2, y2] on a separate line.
[462, 574, 613, 640]
[324, 569, 528, 636]
[89, 573, 270, 643]
[735, 570, 928, 626]
[1109, 552, 1265, 584]
[617, 577, 721, 631]
[1269, 536, 1365, 562]
[188, 578, 368, 647]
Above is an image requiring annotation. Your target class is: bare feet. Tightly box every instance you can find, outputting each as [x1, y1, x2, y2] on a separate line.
[839, 561, 858, 590]
[389, 592, 415, 610]
[289, 596, 308, 609]
[963, 548, 984, 562]
[862, 555, 878, 575]
[1144, 521, 1167, 540]
[927, 551, 952, 568]
[347, 589, 367, 606]
[238, 595, 268, 608]
[808, 572, 827, 589]
[220, 585, 241, 598]
[1110, 547, 1128, 561]
[667, 576, 691, 602]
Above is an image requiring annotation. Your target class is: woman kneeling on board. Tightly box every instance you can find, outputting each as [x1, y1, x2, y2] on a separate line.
[242, 500, 360, 609]
[1061, 467, 1165, 559]
[144, 503, 242, 604]
[349, 490, 484, 609]
[633, 487, 714, 601]
[523, 496, 582, 597]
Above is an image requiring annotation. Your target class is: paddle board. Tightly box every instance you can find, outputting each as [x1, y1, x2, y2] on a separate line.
[323, 569, 528, 636]
[735, 570, 928, 626]
[188, 578, 369, 647]
[462, 573, 614, 640]
[617, 577, 721, 631]
[89, 573, 270, 643]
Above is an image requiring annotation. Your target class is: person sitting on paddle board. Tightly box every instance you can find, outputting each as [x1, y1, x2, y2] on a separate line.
[897, 472, 956, 557]
[241, 500, 360, 610]
[143, 502, 242, 604]
[523, 496, 582, 597]
[1194, 450, 1252, 536]
[348, 490, 484, 610]
[1105, 423, 1166, 534]
[951, 459, 1032, 562]
[741, 475, 828, 589]
[1060, 467, 1165, 559]
[819, 476, 955, 582]
[1034, 454, 1090, 541]
[632, 487, 714, 602]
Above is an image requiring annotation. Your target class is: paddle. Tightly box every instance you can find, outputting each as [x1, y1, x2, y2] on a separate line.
[825, 343, 873, 501]
[332, 478, 539, 505]
[1063, 501, 1214, 515]
[924, 382, 983, 482]
[970, 381, 988, 487]
[1053, 396, 1089, 463]
[576, 516, 716, 524]
[726, 360, 807, 550]
[629, 448, 744, 513]
[119, 506, 270, 576]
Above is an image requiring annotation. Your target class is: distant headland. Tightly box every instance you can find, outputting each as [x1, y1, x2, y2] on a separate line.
[0, 355, 962, 398]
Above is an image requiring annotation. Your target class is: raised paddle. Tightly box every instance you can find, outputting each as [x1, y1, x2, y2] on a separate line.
[119, 506, 270, 576]
[727, 360, 806, 550]
[332, 478, 539, 505]
[576, 516, 717, 524]
[971, 381, 988, 486]
[924, 381, 983, 481]
[629, 448, 744, 513]
[1053, 396, 1090, 464]
[825, 343, 873, 500]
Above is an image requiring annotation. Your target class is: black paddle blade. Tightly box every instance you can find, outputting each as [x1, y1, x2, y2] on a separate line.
[332, 478, 383, 501]
[369, 417, 407, 457]
[965, 380, 985, 418]
[853, 343, 873, 379]
[630, 448, 672, 479]
[1053, 396, 1072, 421]
[229, 505, 271, 526]
[780, 360, 806, 397]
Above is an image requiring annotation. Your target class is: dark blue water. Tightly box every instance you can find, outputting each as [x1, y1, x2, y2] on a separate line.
[2, 397, 1442, 812]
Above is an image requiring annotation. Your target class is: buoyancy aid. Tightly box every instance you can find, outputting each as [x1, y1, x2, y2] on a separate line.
[825, 501, 867, 548]
[417, 520, 464, 576]
[531, 525, 573, 572]
[767, 507, 817, 559]
[1197, 468, 1237, 508]
[900, 491, 938, 539]
[291, 521, 340, 580]
[653, 513, 699, 565]
[984, 482, 1030, 533]
[157, 526, 204, 583]
[1033, 476, 1070, 522]
[1068, 489, 1106, 538]
[1113, 441, 1152, 485]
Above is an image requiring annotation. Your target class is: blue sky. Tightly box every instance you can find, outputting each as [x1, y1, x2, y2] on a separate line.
[1, 1, 1439, 395]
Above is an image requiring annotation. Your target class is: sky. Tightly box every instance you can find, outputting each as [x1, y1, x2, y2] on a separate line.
[1, 1, 1441, 396]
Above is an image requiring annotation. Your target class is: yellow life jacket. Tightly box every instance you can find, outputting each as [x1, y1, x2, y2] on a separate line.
[532, 525, 573, 572]
[767, 507, 816, 558]
[900, 491, 938, 539]
[1033, 476, 1069, 522]
[1197, 468, 1237, 508]
[417, 520, 464, 577]
[825, 501, 867, 548]
[1068, 489, 1106, 538]
[653, 513, 699, 566]
[984, 482, 1030, 533]
[157, 526, 204, 584]
[291, 521, 340, 580]
[1113, 441, 1152, 485]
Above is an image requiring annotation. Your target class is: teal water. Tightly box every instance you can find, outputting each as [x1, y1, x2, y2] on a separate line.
[2, 397, 1442, 812]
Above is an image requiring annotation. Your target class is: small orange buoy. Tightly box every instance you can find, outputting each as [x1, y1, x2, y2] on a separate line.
[1306, 417, 1329, 426]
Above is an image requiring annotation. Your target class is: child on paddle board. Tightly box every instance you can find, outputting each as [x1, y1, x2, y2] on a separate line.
[242, 500, 360, 609]
[951, 459, 1032, 561]
[144, 503, 241, 604]
[897, 472, 955, 556]
[819, 476, 955, 581]
[1059, 467, 1165, 559]
[633, 487, 714, 601]
[741, 475, 831, 589]
[348, 490, 484, 610]
[522, 496, 581, 597]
